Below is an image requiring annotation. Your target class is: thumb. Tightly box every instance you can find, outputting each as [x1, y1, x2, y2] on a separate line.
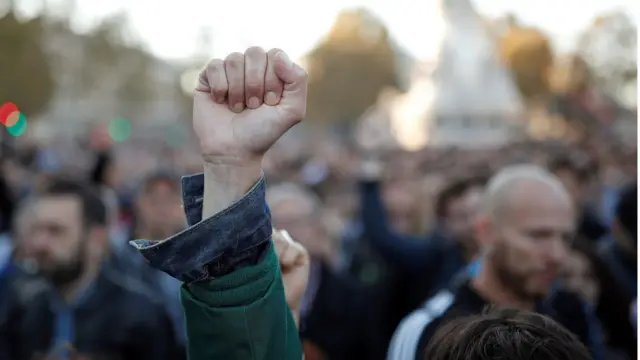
[273, 51, 308, 127]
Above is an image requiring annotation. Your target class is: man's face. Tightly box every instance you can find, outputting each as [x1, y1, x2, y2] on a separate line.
[445, 187, 483, 244]
[383, 179, 415, 232]
[137, 180, 182, 237]
[271, 196, 330, 260]
[487, 183, 575, 300]
[24, 196, 86, 285]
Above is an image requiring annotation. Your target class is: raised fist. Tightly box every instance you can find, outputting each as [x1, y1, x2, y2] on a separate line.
[272, 229, 310, 326]
[194, 47, 308, 167]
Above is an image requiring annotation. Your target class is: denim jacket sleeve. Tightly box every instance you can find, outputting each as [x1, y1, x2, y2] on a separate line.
[130, 173, 272, 281]
[130, 173, 303, 360]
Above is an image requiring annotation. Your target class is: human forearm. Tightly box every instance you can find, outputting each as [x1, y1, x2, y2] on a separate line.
[202, 162, 262, 219]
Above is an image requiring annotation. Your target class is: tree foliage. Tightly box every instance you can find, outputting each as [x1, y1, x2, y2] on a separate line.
[498, 19, 554, 102]
[0, 8, 54, 117]
[78, 12, 156, 118]
[577, 11, 637, 105]
[304, 8, 402, 124]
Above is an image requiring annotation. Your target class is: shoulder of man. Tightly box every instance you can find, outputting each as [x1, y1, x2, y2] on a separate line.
[386, 290, 456, 360]
[549, 289, 604, 356]
[100, 267, 169, 321]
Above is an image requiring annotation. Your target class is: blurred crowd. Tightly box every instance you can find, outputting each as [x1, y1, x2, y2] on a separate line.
[0, 110, 637, 359]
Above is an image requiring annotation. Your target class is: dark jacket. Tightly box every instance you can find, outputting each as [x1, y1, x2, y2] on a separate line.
[598, 236, 636, 299]
[0, 268, 179, 360]
[301, 264, 385, 360]
[388, 280, 606, 360]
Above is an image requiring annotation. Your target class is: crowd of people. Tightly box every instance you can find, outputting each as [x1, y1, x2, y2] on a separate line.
[0, 47, 637, 360]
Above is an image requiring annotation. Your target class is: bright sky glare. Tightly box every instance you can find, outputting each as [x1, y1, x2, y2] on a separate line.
[12, 0, 639, 62]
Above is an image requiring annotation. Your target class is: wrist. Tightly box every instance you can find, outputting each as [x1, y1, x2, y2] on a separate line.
[202, 161, 262, 219]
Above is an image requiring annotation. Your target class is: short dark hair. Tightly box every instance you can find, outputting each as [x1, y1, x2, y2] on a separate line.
[424, 307, 593, 360]
[39, 178, 107, 227]
[435, 175, 487, 219]
[137, 169, 180, 196]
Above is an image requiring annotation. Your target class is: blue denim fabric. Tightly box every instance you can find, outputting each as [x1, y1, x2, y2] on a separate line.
[130, 174, 272, 282]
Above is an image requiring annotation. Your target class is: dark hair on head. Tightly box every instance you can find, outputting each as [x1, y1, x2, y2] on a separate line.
[435, 175, 488, 219]
[39, 177, 107, 227]
[424, 307, 593, 360]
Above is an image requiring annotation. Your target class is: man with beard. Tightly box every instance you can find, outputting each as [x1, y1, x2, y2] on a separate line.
[387, 164, 605, 360]
[0, 178, 178, 360]
[106, 170, 187, 346]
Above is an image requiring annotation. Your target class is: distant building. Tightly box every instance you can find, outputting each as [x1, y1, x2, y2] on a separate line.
[424, 0, 525, 148]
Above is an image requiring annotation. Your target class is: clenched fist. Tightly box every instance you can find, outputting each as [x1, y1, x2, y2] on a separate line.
[194, 47, 308, 168]
[273, 229, 310, 327]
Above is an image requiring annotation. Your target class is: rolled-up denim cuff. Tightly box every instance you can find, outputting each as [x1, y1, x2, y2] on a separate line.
[130, 176, 272, 282]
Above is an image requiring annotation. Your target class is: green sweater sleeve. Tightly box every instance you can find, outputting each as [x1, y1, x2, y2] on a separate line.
[181, 245, 302, 360]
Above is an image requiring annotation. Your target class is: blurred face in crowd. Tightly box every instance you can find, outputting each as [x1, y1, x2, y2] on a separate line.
[270, 194, 333, 263]
[479, 180, 575, 300]
[444, 186, 484, 245]
[136, 179, 183, 239]
[559, 250, 599, 305]
[23, 196, 93, 286]
[383, 179, 416, 233]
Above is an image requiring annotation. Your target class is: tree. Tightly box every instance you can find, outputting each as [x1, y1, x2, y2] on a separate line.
[78, 12, 156, 119]
[497, 18, 554, 103]
[304, 8, 402, 125]
[577, 11, 637, 106]
[0, 7, 54, 118]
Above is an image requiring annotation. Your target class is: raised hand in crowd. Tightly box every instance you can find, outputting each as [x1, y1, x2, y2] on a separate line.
[273, 229, 310, 327]
[129, 47, 309, 360]
[193, 47, 307, 216]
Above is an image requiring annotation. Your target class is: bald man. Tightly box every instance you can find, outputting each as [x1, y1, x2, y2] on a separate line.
[387, 165, 605, 360]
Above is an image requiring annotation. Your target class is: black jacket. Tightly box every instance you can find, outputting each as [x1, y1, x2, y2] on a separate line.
[387, 280, 605, 360]
[1, 268, 180, 360]
[301, 264, 385, 360]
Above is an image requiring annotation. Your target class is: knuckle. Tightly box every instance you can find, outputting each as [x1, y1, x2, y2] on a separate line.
[267, 48, 283, 57]
[205, 59, 224, 73]
[224, 52, 244, 68]
[244, 46, 265, 57]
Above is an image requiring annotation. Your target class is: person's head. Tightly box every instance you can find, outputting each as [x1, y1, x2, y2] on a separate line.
[476, 165, 575, 301]
[612, 182, 636, 256]
[135, 170, 183, 239]
[435, 175, 487, 244]
[382, 177, 418, 233]
[22, 178, 107, 287]
[424, 307, 593, 360]
[560, 238, 633, 318]
[267, 183, 333, 262]
[559, 244, 600, 305]
[548, 155, 589, 206]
